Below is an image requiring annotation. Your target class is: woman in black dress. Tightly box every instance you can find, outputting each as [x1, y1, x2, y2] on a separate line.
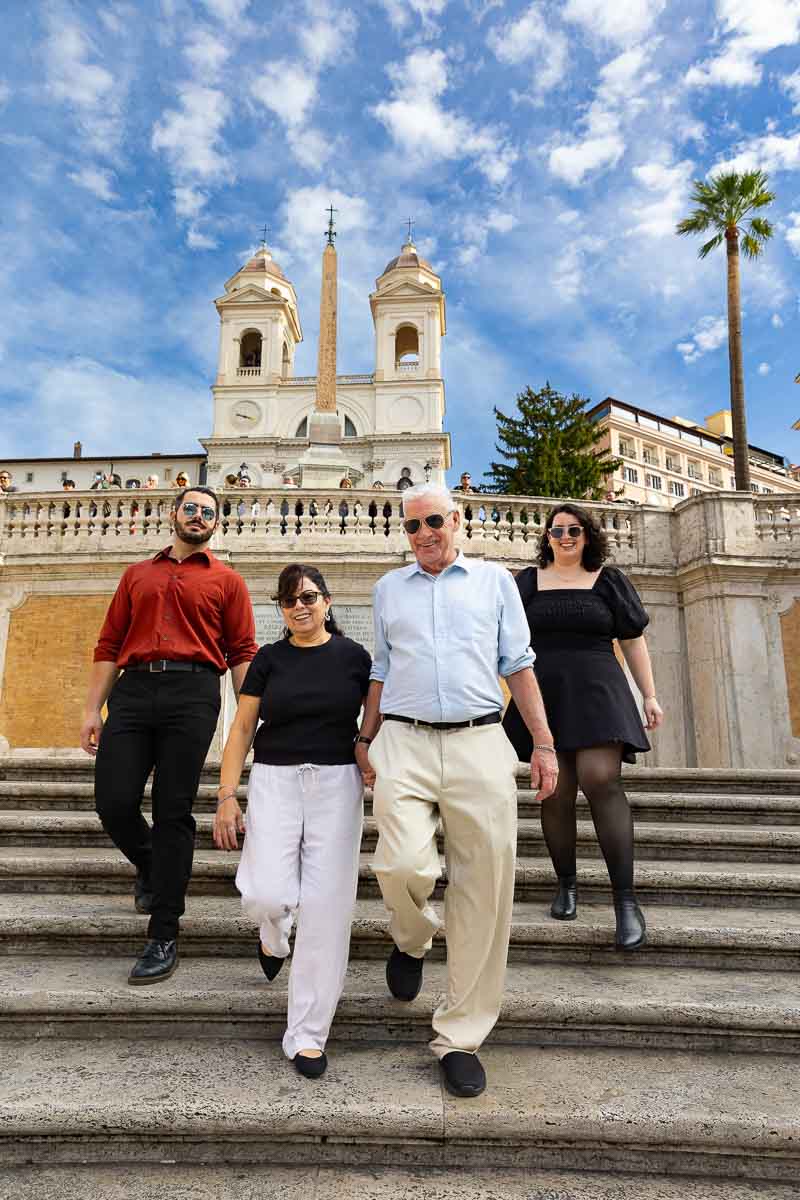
[503, 504, 663, 949]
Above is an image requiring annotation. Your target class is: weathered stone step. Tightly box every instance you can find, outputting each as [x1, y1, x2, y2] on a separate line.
[2, 1038, 799, 1180]
[2, 956, 799, 1054]
[2, 893, 798, 972]
[6, 810, 800, 863]
[3, 846, 800, 908]
[2, 1165, 796, 1200]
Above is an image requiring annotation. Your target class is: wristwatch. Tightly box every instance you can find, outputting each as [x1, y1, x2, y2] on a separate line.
[355, 735, 372, 746]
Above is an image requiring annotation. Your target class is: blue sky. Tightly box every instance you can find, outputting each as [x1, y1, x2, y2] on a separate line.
[1, 0, 799, 481]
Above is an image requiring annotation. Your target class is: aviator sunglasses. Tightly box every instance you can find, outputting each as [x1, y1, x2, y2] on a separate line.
[548, 524, 584, 539]
[403, 512, 453, 535]
[181, 501, 217, 522]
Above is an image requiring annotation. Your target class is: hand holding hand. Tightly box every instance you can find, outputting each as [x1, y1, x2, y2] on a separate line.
[530, 746, 558, 801]
[79, 710, 103, 756]
[355, 741, 375, 789]
[643, 696, 663, 729]
[213, 796, 245, 850]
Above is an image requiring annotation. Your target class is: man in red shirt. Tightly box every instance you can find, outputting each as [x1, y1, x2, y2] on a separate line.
[80, 486, 257, 984]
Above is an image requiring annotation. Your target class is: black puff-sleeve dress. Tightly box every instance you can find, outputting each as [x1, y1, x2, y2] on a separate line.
[503, 565, 651, 765]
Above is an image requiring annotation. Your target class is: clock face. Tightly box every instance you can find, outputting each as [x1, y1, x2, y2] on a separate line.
[231, 400, 262, 431]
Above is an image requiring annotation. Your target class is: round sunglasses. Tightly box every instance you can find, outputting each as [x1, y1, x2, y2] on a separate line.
[548, 524, 584, 539]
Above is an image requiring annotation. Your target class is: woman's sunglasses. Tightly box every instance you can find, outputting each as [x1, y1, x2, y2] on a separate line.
[403, 513, 451, 535]
[181, 501, 216, 522]
[277, 590, 323, 609]
[548, 524, 584, 539]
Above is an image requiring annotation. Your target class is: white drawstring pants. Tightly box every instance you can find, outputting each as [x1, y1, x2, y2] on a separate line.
[236, 761, 363, 1060]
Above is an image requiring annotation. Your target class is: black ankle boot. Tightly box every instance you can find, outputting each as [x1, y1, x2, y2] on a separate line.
[550, 875, 577, 920]
[613, 890, 646, 950]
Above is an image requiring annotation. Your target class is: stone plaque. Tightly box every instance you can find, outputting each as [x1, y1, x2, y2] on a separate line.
[254, 603, 374, 653]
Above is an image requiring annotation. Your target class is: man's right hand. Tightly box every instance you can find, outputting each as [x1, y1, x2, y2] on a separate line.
[355, 741, 375, 789]
[80, 710, 104, 756]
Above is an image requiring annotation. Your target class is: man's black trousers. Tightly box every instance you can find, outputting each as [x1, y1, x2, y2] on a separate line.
[94, 669, 221, 940]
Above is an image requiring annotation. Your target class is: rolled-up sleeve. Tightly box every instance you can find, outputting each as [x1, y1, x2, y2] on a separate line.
[93, 570, 133, 663]
[497, 568, 536, 677]
[221, 574, 258, 668]
[369, 580, 390, 682]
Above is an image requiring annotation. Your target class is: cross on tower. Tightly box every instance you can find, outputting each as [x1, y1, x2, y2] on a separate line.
[260, 223, 270, 245]
[326, 204, 338, 245]
[406, 217, 415, 243]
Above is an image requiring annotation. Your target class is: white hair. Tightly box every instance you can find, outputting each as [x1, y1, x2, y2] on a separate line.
[401, 482, 453, 509]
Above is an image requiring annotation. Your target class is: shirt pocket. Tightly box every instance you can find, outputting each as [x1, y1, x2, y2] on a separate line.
[447, 604, 498, 651]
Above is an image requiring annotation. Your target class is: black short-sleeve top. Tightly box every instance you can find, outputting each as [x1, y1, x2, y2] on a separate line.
[514, 565, 649, 644]
[240, 635, 372, 765]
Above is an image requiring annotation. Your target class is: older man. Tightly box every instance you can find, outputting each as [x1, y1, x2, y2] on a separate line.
[355, 483, 557, 1098]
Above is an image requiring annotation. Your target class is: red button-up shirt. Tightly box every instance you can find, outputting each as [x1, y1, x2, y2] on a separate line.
[93, 547, 258, 674]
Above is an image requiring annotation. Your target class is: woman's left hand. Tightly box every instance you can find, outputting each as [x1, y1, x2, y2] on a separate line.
[643, 696, 664, 729]
[355, 741, 375, 789]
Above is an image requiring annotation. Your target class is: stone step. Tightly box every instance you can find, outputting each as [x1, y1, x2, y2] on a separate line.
[2, 1165, 797, 1200]
[4, 809, 800, 863]
[2, 893, 798, 972]
[2, 955, 799, 1054]
[2, 1038, 799, 1180]
[4, 781, 800, 825]
[3, 846, 800, 908]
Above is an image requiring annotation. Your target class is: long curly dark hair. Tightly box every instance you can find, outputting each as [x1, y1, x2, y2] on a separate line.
[536, 503, 609, 570]
[273, 563, 344, 638]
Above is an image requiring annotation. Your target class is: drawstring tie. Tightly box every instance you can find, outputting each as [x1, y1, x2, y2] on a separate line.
[296, 763, 318, 793]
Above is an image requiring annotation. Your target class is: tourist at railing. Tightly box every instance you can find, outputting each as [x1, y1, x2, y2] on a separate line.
[502, 503, 664, 950]
[355, 482, 557, 1099]
[213, 563, 372, 1080]
[79, 485, 258, 985]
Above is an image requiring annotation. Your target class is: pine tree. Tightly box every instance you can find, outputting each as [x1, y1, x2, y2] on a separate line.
[484, 383, 621, 498]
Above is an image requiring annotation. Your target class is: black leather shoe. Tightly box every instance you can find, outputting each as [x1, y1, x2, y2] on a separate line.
[128, 939, 178, 985]
[294, 1052, 328, 1079]
[386, 946, 423, 1001]
[134, 870, 153, 915]
[440, 1051, 486, 1098]
[258, 940, 285, 982]
[550, 875, 577, 920]
[613, 890, 646, 950]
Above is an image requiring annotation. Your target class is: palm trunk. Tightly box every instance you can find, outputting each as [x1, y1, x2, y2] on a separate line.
[726, 228, 750, 491]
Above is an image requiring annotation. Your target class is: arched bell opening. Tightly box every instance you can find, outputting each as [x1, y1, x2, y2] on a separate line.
[239, 329, 262, 369]
[395, 324, 419, 368]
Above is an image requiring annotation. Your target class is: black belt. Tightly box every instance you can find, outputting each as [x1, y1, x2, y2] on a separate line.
[126, 660, 217, 674]
[383, 712, 500, 731]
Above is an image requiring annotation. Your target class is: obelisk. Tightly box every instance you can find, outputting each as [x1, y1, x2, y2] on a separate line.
[300, 205, 348, 485]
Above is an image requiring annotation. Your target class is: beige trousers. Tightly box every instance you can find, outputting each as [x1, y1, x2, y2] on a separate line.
[369, 719, 518, 1059]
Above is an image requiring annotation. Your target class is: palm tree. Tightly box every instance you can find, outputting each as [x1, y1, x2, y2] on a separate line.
[677, 170, 775, 491]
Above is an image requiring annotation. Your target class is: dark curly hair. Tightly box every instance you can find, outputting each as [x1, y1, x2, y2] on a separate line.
[272, 563, 344, 638]
[536, 503, 609, 570]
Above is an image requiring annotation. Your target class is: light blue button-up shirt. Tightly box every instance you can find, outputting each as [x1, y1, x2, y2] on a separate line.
[370, 552, 535, 723]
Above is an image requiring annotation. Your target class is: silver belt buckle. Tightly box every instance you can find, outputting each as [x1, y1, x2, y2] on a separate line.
[149, 660, 167, 673]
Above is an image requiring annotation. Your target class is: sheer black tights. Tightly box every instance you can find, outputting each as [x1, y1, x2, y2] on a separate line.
[540, 744, 634, 891]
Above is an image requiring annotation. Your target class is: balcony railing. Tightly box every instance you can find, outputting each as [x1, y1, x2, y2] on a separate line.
[754, 497, 800, 541]
[236, 366, 262, 377]
[280, 374, 374, 387]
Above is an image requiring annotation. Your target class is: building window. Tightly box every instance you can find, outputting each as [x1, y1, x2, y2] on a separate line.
[690, 487, 702, 496]
[750, 483, 760, 492]
[645, 473, 662, 490]
[619, 436, 636, 458]
[762, 487, 773, 494]
[296, 417, 308, 438]
[665, 455, 681, 473]
[623, 466, 638, 484]
[708, 469, 722, 486]
[642, 446, 659, 466]
[730, 476, 737, 488]
[25, 472, 34, 483]
[687, 461, 702, 480]
[668, 480, 685, 497]
[344, 416, 357, 438]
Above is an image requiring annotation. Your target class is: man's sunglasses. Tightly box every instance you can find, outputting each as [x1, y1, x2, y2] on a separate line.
[403, 512, 452, 535]
[181, 501, 217, 522]
[548, 524, 584, 539]
[277, 590, 323, 609]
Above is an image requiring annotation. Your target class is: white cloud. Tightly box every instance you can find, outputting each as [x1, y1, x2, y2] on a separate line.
[550, 234, 605, 301]
[68, 166, 117, 201]
[251, 62, 318, 129]
[373, 48, 517, 185]
[787, 212, 800, 255]
[299, 2, 357, 66]
[152, 84, 232, 180]
[43, 16, 121, 155]
[200, 0, 250, 23]
[380, 0, 449, 32]
[628, 157, 694, 237]
[714, 130, 800, 174]
[563, 0, 666, 45]
[282, 186, 372, 253]
[488, 3, 568, 97]
[677, 315, 728, 363]
[173, 185, 208, 220]
[186, 227, 217, 249]
[758, 361, 771, 374]
[455, 208, 518, 265]
[686, 0, 800, 89]
[772, 312, 784, 327]
[782, 68, 800, 112]
[184, 28, 231, 79]
[287, 125, 332, 170]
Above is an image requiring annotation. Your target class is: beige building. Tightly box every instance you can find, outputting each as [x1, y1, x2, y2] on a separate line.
[592, 399, 800, 507]
[0, 450, 205, 494]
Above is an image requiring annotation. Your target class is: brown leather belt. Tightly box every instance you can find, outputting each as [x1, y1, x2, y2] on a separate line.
[383, 712, 500, 731]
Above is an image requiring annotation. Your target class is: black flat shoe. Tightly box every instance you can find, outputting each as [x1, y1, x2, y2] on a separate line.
[613, 890, 647, 950]
[550, 875, 577, 920]
[386, 946, 423, 1001]
[440, 1051, 486, 1098]
[294, 1052, 327, 1079]
[128, 938, 178, 985]
[257, 940, 285, 982]
[134, 870, 153, 915]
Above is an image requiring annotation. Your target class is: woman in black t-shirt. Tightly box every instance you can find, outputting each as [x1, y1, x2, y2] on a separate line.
[214, 563, 372, 1079]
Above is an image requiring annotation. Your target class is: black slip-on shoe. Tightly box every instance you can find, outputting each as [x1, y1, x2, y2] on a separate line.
[134, 870, 153, 915]
[258, 939, 286, 982]
[294, 1052, 328, 1079]
[128, 939, 178, 985]
[613, 890, 647, 950]
[440, 1051, 486, 1098]
[386, 946, 423, 1001]
[550, 875, 577, 921]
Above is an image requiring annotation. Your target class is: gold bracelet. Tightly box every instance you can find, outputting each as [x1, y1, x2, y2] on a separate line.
[216, 789, 237, 806]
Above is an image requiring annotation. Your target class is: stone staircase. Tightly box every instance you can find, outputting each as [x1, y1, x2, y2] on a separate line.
[1, 758, 800, 1199]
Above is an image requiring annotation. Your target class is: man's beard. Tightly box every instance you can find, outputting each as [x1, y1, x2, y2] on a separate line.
[175, 517, 215, 546]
